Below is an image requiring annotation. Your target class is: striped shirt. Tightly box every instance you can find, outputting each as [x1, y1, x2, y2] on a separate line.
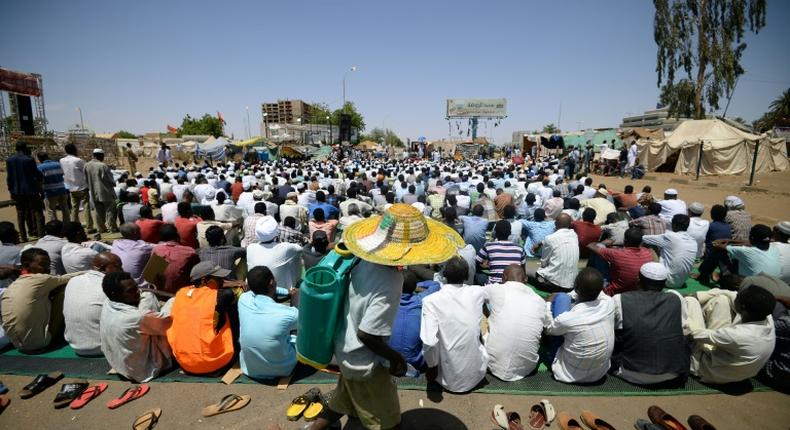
[725, 210, 752, 242]
[37, 159, 68, 197]
[537, 228, 580, 289]
[629, 215, 666, 236]
[476, 240, 526, 284]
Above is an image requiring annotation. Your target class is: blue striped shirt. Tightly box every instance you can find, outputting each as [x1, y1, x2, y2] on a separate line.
[476, 240, 526, 284]
[37, 159, 68, 197]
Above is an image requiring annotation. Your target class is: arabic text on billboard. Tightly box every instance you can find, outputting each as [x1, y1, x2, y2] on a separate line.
[447, 98, 507, 117]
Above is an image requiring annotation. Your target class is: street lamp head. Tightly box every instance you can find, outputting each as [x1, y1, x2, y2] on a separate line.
[351, 65, 357, 72]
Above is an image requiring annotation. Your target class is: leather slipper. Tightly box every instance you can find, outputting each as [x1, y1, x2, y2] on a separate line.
[580, 410, 616, 430]
[133, 408, 162, 430]
[528, 404, 546, 430]
[107, 384, 150, 409]
[70, 383, 108, 409]
[53, 380, 89, 409]
[687, 415, 717, 430]
[20, 372, 63, 399]
[507, 411, 525, 430]
[491, 404, 509, 429]
[557, 411, 584, 430]
[648, 406, 688, 430]
[201, 394, 251, 417]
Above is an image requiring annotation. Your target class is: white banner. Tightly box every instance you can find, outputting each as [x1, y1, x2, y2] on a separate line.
[447, 98, 507, 117]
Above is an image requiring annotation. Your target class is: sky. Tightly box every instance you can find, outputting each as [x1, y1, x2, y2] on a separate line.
[2, 0, 789, 144]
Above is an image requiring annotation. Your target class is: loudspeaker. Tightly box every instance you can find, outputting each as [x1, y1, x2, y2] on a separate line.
[339, 113, 352, 143]
[15, 94, 35, 135]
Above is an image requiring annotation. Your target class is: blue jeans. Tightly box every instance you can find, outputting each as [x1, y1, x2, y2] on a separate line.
[546, 293, 573, 365]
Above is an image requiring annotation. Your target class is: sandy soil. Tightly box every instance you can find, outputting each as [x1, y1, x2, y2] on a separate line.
[2, 155, 788, 231]
[0, 375, 788, 429]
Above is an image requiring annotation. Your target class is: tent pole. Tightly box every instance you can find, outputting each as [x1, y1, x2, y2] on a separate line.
[748, 141, 760, 186]
[695, 142, 703, 180]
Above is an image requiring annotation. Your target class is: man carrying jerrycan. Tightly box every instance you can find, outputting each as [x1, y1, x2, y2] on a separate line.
[290, 204, 464, 430]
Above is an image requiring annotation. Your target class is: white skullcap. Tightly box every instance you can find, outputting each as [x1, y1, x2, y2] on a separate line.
[664, 188, 678, 196]
[640, 262, 669, 281]
[92, 148, 104, 154]
[242, 182, 251, 191]
[252, 190, 264, 200]
[777, 221, 790, 236]
[688, 202, 704, 215]
[254, 216, 278, 242]
[724, 195, 744, 209]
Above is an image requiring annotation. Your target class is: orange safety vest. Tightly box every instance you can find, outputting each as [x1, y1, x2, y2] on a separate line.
[166, 285, 234, 374]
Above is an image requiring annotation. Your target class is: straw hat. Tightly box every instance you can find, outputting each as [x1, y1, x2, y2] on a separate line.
[342, 203, 464, 266]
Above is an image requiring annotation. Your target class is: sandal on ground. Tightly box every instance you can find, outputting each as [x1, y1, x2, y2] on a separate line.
[0, 394, 9, 415]
[687, 415, 717, 430]
[647, 406, 688, 430]
[557, 411, 584, 430]
[70, 383, 108, 409]
[107, 384, 150, 409]
[53, 380, 89, 409]
[303, 392, 327, 422]
[491, 404, 509, 429]
[286, 387, 321, 421]
[133, 408, 162, 430]
[507, 411, 525, 430]
[201, 394, 251, 417]
[528, 404, 546, 430]
[580, 410, 617, 430]
[20, 372, 64, 399]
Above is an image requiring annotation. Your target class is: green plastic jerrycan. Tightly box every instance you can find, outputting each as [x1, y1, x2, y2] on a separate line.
[296, 243, 358, 369]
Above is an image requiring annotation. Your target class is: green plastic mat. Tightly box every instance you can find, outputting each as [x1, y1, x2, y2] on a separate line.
[0, 345, 771, 397]
[530, 277, 710, 299]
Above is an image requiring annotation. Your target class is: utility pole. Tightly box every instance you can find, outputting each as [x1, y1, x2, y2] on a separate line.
[245, 106, 251, 139]
[557, 102, 562, 132]
[77, 107, 85, 130]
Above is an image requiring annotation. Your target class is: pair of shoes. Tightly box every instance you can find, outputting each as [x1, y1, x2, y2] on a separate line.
[642, 406, 717, 430]
[492, 400, 555, 430]
[286, 387, 324, 422]
[556, 410, 614, 429]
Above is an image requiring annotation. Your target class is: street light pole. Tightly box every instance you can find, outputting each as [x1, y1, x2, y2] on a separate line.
[327, 115, 331, 144]
[262, 112, 268, 138]
[245, 106, 251, 139]
[77, 107, 85, 130]
[342, 65, 357, 112]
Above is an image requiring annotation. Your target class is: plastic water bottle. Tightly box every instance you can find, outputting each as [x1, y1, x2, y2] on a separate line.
[405, 363, 420, 378]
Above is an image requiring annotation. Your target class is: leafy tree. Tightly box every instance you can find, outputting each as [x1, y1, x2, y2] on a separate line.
[307, 102, 333, 125]
[541, 123, 559, 134]
[331, 102, 366, 131]
[654, 0, 767, 119]
[753, 88, 790, 132]
[384, 129, 404, 147]
[360, 127, 385, 143]
[117, 130, 138, 139]
[659, 79, 700, 119]
[178, 113, 224, 137]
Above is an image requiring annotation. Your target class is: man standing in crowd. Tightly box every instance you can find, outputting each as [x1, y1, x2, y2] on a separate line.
[36, 152, 70, 222]
[84, 148, 118, 234]
[6, 142, 45, 241]
[60, 143, 94, 233]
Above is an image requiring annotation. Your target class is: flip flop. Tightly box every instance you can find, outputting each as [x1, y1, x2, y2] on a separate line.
[133, 408, 162, 430]
[528, 404, 546, 430]
[107, 384, 150, 409]
[20, 372, 64, 399]
[508, 411, 525, 430]
[647, 406, 688, 430]
[491, 404, 509, 429]
[70, 383, 108, 409]
[580, 410, 617, 430]
[0, 394, 9, 415]
[286, 387, 320, 421]
[53, 380, 89, 409]
[557, 411, 584, 430]
[687, 415, 717, 430]
[201, 394, 251, 417]
[303, 392, 327, 422]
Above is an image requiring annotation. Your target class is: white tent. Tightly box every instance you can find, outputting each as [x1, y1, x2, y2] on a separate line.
[637, 119, 788, 175]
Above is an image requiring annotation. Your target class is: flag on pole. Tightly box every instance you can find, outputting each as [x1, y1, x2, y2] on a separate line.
[217, 111, 226, 124]
[167, 124, 178, 133]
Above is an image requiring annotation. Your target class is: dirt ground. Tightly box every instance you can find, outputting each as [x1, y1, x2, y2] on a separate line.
[1, 155, 789, 231]
[0, 374, 788, 429]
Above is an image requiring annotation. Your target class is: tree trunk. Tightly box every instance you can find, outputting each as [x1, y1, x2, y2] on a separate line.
[694, 0, 707, 120]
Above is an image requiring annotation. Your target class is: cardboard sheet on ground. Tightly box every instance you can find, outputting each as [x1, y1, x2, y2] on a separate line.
[141, 253, 168, 289]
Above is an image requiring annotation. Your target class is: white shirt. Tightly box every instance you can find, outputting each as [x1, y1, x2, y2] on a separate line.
[340, 198, 373, 217]
[537, 228, 580, 289]
[658, 199, 688, 224]
[211, 203, 244, 223]
[63, 270, 106, 355]
[643, 231, 698, 289]
[172, 184, 189, 202]
[687, 217, 710, 258]
[421, 283, 488, 393]
[59, 155, 87, 191]
[246, 242, 303, 289]
[770, 241, 790, 284]
[484, 282, 548, 381]
[61, 242, 98, 273]
[161, 202, 179, 223]
[545, 291, 616, 383]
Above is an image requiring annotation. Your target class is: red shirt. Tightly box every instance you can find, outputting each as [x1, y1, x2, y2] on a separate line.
[598, 247, 655, 296]
[231, 182, 244, 202]
[152, 241, 200, 293]
[136, 218, 165, 244]
[174, 216, 202, 248]
[572, 220, 602, 258]
[140, 186, 150, 205]
[613, 192, 638, 209]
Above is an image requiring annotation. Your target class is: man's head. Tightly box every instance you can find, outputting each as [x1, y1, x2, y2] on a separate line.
[159, 223, 179, 242]
[688, 202, 704, 217]
[63, 221, 87, 244]
[774, 221, 790, 243]
[671, 214, 690, 232]
[526, 193, 536, 205]
[734, 285, 775, 323]
[638, 262, 668, 291]
[177, 202, 193, 218]
[623, 227, 643, 248]
[555, 213, 572, 230]
[254, 202, 267, 216]
[93, 252, 123, 274]
[44, 220, 64, 237]
[283, 216, 297, 230]
[102, 271, 140, 306]
[582, 208, 596, 223]
[311, 230, 329, 254]
[36, 152, 50, 163]
[494, 220, 511, 241]
[0, 221, 19, 245]
[664, 188, 678, 200]
[139, 205, 154, 220]
[624, 185, 634, 194]
[92, 148, 105, 161]
[246, 265, 276, 297]
[573, 267, 604, 302]
[205, 225, 226, 247]
[443, 256, 469, 284]
[20, 248, 50, 274]
[65, 143, 77, 156]
[649, 202, 663, 216]
[749, 224, 772, 250]
[534, 208, 546, 222]
[119, 223, 141, 240]
[471, 204, 484, 217]
[316, 190, 326, 202]
[501, 264, 526, 284]
[190, 261, 230, 288]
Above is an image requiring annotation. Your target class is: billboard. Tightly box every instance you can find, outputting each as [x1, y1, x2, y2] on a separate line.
[446, 98, 507, 118]
[0, 68, 41, 97]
